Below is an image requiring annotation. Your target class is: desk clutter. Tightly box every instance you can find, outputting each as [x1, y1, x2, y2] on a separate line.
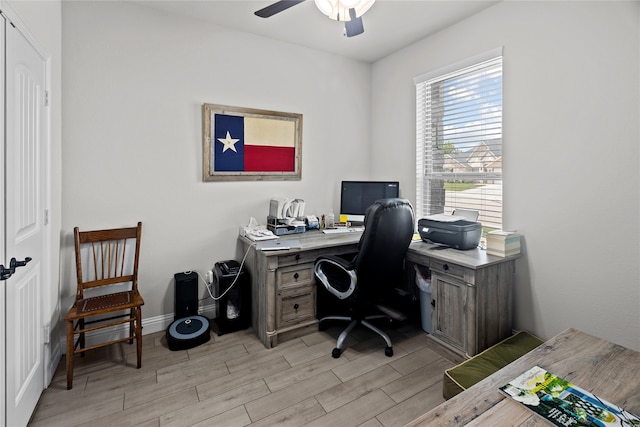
[500, 365, 640, 426]
[416, 212, 523, 256]
[486, 230, 521, 257]
[242, 197, 367, 242]
[267, 197, 308, 235]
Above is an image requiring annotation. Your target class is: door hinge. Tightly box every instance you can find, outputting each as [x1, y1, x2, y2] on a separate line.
[44, 209, 49, 225]
[44, 90, 49, 107]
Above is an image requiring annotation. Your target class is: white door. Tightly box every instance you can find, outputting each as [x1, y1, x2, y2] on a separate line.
[3, 15, 47, 427]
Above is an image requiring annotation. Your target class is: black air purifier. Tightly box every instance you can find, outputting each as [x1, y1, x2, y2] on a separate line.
[212, 260, 250, 336]
[166, 271, 211, 351]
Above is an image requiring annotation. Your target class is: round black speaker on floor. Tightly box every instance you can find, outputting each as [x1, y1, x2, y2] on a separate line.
[166, 315, 211, 351]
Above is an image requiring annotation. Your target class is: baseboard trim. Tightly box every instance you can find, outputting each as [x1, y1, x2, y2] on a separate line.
[45, 341, 62, 386]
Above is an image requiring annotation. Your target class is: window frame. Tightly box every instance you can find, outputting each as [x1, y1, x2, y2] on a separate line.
[414, 48, 503, 230]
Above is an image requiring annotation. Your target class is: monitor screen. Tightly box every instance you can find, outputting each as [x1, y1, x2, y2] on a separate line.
[340, 181, 400, 222]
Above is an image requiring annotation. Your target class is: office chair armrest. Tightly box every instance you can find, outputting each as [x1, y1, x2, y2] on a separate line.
[314, 255, 357, 300]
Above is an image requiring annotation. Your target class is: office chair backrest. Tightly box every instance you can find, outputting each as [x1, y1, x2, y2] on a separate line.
[354, 198, 414, 298]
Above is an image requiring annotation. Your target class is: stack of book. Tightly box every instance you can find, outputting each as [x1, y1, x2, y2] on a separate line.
[486, 230, 521, 257]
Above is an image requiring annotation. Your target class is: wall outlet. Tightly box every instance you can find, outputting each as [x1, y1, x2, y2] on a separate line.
[206, 270, 214, 284]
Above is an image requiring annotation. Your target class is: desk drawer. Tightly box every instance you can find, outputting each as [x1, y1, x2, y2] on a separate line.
[277, 285, 316, 328]
[428, 259, 467, 279]
[276, 245, 359, 267]
[277, 264, 314, 289]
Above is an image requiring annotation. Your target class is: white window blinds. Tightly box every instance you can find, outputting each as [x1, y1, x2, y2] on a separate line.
[415, 50, 503, 230]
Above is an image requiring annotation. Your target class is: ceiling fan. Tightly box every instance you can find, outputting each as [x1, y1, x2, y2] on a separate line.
[255, 0, 375, 37]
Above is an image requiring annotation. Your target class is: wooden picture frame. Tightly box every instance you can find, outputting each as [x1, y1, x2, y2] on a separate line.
[202, 103, 302, 181]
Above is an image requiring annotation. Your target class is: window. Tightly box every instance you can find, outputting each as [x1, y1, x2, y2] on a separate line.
[415, 48, 503, 231]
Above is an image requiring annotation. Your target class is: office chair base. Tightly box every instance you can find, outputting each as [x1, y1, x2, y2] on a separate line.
[361, 319, 393, 358]
[331, 346, 391, 358]
[321, 315, 394, 358]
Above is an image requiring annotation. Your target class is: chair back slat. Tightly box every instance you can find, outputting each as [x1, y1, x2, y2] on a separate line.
[83, 275, 136, 289]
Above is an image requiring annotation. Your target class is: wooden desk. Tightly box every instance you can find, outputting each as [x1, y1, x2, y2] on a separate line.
[239, 231, 517, 355]
[406, 328, 640, 426]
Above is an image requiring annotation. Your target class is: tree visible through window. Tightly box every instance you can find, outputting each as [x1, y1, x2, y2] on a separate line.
[415, 50, 503, 230]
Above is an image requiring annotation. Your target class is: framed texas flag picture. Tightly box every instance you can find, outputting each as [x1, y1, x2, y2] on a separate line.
[202, 103, 302, 181]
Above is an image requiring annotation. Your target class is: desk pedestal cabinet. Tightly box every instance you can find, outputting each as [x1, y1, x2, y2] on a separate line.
[239, 232, 360, 349]
[406, 243, 516, 359]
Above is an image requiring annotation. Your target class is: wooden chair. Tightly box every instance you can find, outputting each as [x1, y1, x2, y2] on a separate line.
[64, 222, 144, 390]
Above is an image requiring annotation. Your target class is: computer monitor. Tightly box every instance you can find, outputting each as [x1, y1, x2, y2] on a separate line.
[340, 180, 400, 223]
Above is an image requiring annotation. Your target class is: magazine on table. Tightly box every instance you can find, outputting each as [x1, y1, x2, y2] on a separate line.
[499, 365, 640, 426]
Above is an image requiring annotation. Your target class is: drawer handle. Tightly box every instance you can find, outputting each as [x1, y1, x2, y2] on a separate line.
[293, 303, 299, 310]
[442, 264, 449, 271]
[295, 254, 300, 261]
[293, 273, 299, 280]
[431, 299, 436, 308]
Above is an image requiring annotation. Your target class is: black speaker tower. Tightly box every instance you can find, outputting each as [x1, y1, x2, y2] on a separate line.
[174, 271, 198, 320]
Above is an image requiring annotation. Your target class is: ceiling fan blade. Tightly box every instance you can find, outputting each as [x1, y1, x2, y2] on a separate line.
[345, 8, 364, 37]
[255, 0, 305, 18]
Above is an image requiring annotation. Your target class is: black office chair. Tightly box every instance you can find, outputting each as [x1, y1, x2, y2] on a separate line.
[314, 198, 415, 358]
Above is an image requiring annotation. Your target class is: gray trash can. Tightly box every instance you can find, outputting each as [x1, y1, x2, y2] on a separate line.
[415, 266, 432, 333]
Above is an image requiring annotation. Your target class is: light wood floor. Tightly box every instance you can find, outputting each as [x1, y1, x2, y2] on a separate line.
[29, 321, 455, 427]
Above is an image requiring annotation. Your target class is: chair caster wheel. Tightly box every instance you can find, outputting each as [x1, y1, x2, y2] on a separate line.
[332, 348, 342, 358]
[385, 347, 393, 357]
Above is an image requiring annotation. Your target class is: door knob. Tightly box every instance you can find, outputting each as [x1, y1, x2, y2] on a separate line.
[0, 257, 32, 281]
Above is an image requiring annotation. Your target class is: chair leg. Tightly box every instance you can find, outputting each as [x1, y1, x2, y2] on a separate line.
[361, 319, 393, 357]
[66, 320, 74, 390]
[332, 319, 358, 358]
[320, 315, 352, 323]
[79, 318, 86, 357]
[320, 315, 393, 358]
[135, 307, 142, 369]
[129, 308, 133, 345]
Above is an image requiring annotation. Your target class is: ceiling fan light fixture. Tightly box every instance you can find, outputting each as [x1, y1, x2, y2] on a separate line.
[313, 0, 375, 22]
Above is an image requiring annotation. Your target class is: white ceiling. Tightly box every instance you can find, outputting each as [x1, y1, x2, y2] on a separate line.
[135, 0, 500, 63]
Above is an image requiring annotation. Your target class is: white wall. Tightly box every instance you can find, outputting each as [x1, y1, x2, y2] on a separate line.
[372, 1, 640, 350]
[61, 1, 372, 321]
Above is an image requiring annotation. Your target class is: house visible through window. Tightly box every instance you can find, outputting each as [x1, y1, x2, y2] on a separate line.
[414, 48, 503, 231]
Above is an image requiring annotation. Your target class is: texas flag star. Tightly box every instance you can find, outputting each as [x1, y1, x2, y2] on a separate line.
[218, 131, 240, 152]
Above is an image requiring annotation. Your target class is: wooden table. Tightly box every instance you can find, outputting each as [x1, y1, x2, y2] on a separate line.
[406, 328, 640, 426]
